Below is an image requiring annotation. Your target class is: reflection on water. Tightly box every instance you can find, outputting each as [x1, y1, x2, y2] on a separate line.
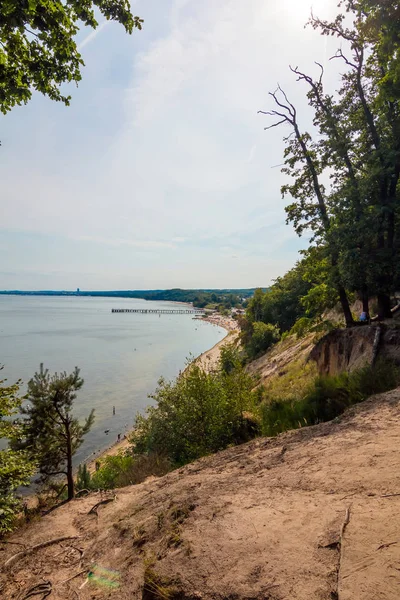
[0, 295, 226, 463]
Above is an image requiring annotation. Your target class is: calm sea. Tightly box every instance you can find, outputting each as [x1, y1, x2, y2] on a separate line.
[0, 295, 226, 464]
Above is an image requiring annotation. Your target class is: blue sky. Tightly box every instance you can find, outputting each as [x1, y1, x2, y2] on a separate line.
[0, 0, 339, 290]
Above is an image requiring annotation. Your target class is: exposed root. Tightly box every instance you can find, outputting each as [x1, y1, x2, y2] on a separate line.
[88, 495, 116, 516]
[18, 580, 52, 599]
[337, 506, 351, 600]
[75, 489, 91, 498]
[4, 536, 81, 569]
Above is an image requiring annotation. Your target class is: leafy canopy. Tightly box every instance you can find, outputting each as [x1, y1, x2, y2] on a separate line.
[0, 0, 143, 113]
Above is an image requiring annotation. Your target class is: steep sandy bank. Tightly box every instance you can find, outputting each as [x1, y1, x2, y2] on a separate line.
[310, 324, 400, 375]
[246, 332, 316, 385]
[3, 387, 400, 599]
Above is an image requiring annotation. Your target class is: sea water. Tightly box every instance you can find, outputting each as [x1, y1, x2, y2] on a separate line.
[0, 295, 226, 463]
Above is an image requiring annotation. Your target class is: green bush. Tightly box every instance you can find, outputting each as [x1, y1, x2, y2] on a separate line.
[219, 343, 242, 374]
[90, 453, 171, 490]
[131, 360, 257, 466]
[246, 322, 280, 358]
[289, 317, 314, 339]
[261, 359, 400, 437]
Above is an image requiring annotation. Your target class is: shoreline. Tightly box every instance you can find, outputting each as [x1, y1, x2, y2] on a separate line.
[86, 314, 239, 469]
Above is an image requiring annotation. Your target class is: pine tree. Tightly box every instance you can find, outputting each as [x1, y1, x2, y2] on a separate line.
[20, 365, 94, 501]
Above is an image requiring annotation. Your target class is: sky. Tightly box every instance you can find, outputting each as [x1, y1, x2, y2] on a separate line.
[0, 0, 341, 290]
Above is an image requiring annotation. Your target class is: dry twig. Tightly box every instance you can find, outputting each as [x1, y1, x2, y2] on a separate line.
[381, 493, 400, 498]
[60, 569, 88, 585]
[377, 541, 398, 551]
[0, 540, 26, 548]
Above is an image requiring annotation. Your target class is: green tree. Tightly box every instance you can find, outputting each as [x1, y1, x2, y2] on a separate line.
[247, 322, 280, 358]
[0, 0, 143, 113]
[261, 1, 400, 322]
[308, 2, 400, 319]
[246, 258, 321, 334]
[220, 343, 242, 374]
[19, 365, 94, 500]
[260, 87, 355, 326]
[0, 370, 35, 535]
[131, 361, 256, 465]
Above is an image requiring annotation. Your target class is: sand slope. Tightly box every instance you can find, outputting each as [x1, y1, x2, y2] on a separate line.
[2, 388, 400, 599]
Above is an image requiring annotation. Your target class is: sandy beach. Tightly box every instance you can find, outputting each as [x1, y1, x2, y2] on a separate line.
[195, 315, 239, 372]
[87, 314, 239, 468]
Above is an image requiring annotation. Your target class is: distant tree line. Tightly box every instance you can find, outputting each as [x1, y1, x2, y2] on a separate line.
[0, 288, 258, 309]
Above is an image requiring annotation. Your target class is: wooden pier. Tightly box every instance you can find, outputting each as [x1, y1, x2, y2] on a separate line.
[111, 308, 205, 315]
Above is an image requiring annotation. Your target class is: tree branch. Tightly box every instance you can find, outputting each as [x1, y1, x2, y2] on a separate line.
[330, 48, 358, 70]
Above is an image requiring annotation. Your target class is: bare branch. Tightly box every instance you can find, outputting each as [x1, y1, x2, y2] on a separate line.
[278, 84, 297, 117]
[315, 62, 324, 86]
[264, 118, 289, 130]
[330, 48, 357, 69]
[290, 65, 313, 86]
[283, 131, 295, 141]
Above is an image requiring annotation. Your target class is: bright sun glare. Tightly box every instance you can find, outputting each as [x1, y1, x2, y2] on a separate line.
[280, 0, 330, 21]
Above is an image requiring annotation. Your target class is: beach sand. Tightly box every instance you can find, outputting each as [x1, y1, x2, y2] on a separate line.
[196, 317, 239, 373]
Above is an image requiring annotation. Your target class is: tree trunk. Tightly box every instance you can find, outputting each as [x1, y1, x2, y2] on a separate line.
[377, 292, 392, 320]
[338, 286, 354, 328]
[66, 431, 74, 501]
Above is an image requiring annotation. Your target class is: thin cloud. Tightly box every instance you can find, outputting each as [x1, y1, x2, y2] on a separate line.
[77, 21, 108, 51]
[77, 236, 176, 249]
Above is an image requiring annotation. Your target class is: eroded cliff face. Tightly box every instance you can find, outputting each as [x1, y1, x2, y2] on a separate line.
[309, 325, 400, 375]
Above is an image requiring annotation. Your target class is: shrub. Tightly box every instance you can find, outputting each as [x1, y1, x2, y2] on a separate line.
[289, 317, 314, 339]
[246, 322, 280, 358]
[0, 373, 35, 536]
[219, 343, 242, 374]
[90, 453, 171, 490]
[131, 361, 257, 466]
[260, 397, 309, 437]
[352, 359, 400, 397]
